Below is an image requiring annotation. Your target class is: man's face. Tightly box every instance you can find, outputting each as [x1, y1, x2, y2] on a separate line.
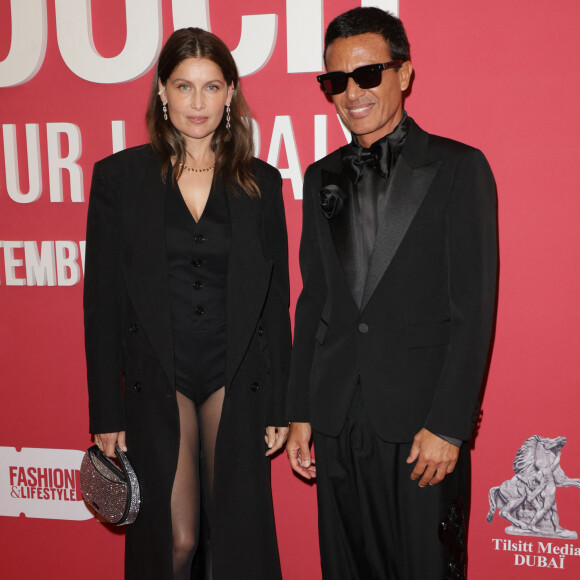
[325, 33, 412, 148]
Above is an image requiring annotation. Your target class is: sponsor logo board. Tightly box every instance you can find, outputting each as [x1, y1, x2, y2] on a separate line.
[0, 446, 92, 521]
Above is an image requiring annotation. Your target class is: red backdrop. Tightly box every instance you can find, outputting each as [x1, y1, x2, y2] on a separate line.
[2, 0, 580, 578]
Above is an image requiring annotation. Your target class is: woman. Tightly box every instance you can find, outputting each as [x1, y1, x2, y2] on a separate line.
[84, 28, 291, 580]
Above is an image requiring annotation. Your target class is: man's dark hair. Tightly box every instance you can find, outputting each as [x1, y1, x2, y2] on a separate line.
[324, 7, 410, 63]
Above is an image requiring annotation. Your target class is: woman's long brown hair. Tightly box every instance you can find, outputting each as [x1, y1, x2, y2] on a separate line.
[146, 28, 259, 197]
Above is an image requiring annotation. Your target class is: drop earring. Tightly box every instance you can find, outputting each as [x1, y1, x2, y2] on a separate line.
[158, 88, 168, 121]
[226, 104, 231, 131]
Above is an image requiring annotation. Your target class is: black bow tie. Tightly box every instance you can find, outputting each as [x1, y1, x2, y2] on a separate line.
[341, 112, 411, 186]
[342, 137, 392, 185]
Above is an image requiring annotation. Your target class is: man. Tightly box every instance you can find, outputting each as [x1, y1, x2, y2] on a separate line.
[286, 7, 497, 579]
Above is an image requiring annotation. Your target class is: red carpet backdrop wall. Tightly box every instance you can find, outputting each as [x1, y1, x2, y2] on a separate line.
[1, 0, 580, 578]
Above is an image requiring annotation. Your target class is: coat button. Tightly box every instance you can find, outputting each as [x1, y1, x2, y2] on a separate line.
[195, 306, 205, 316]
[257, 326, 264, 337]
[250, 382, 260, 392]
[129, 324, 138, 333]
[134, 382, 143, 392]
[358, 323, 369, 333]
[191, 257, 202, 267]
[194, 234, 206, 244]
[193, 280, 203, 290]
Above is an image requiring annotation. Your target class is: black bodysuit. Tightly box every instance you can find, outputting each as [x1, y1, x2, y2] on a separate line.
[165, 175, 230, 405]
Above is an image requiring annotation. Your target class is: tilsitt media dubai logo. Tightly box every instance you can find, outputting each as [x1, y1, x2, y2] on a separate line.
[487, 435, 580, 570]
[0, 447, 92, 521]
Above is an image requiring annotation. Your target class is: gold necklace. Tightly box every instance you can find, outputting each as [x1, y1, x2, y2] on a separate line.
[178, 162, 215, 173]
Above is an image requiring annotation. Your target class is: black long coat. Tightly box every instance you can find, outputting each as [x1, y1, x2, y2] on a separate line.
[84, 145, 291, 579]
[287, 119, 497, 442]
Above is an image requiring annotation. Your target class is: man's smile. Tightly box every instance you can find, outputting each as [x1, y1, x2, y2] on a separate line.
[347, 103, 374, 117]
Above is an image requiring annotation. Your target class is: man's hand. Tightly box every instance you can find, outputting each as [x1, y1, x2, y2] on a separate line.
[286, 422, 316, 480]
[94, 431, 126, 459]
[406, 428, 459, 487]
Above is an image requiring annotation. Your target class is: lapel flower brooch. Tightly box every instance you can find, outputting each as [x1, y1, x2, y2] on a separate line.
[319, 184, 348, 219]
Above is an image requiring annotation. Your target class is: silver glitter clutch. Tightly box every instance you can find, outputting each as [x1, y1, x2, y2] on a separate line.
[80, 444, 141, 525]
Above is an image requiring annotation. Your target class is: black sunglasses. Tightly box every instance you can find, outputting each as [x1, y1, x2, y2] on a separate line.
[317, 60, 403, 95]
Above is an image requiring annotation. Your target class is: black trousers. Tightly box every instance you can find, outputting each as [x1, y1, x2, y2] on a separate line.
[314, 390, 469, 580]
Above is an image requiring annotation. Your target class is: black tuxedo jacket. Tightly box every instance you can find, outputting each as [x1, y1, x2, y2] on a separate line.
[287, 119, 497, 442]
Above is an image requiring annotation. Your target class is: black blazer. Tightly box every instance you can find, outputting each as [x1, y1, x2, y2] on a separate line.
[84, 145, 290, 579]
[287, 120, 497, 442]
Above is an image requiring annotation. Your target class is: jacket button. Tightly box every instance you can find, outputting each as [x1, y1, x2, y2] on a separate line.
[195, 306, 205, 316]
[250, 382, 260, 392]
[191, 257, 202, 268]
[257, 326, 264, 337]
[194, 234, 206, 244]
[129, 324, 138, 333]
[134, 382, 143, 392]
[193, 280, 203, 290]
[358, 323, 369, 333]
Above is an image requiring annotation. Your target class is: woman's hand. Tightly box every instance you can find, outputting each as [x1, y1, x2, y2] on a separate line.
[264, 426, 289, 457]
[94, 431, 127, 459]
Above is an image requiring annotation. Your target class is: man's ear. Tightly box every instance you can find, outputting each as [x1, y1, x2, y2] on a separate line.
[399, 61, 413, 92]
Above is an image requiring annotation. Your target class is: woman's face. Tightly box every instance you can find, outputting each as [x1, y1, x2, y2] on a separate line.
[159, 57, 233, 149]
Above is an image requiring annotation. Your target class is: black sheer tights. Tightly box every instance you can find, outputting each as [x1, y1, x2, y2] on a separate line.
[171, 387, 224, 580]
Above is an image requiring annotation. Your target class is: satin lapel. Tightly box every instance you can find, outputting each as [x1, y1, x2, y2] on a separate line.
[224, 183, 272, 387]
[322, 169, 364, 307]
[360, 154, 441, 311]
[123, 159, 175, 388]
